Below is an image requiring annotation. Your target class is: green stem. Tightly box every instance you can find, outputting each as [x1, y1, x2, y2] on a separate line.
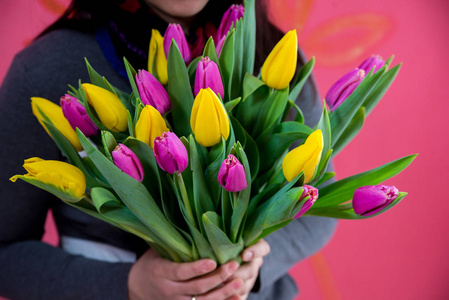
[176, 172, 197, 227]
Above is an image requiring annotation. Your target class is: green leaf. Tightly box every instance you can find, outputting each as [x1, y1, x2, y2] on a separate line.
[314, 103, 331, 159]
[203, 212, 244, 265]
[252, 87, 289, 137]
[242, 73, 265, 102]
[123, 58, 140, 103]
[289, 57, 315, 101]
[218, 30, 235, 102]
[85, 58, 109, 90]
[314, 154, 417, 208]
[242, 0, 256, 76]
[315, 172, 336, 188]
[101, 131, 117, 161]
[167, 41, 195, 137]
[309, 149, 333, 186]
[283, 99, 304, 123]
[332, 106, 365, 157]
[224, 97, 241, 114]
[204, 138, 226, 205]
[230, 19, 243, 99]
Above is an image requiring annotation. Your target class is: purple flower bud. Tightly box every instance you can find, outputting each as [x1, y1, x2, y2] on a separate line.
[60, 94, 98, 137]
[218, 154, 247, 192]
[216, 4, 245, 42]
[325, 68, 365, 112]
[358, 54, 385, 74]
[294, 185, 319, 218]
[153, 132, 188, 174]
[136, 69, 172, 115]
[194, 57, 224, 98]
[163, 23, 191, 64]
[112, 144, 144, 182]
[216, 36, 226, 57]
[352, 185, 399, 216]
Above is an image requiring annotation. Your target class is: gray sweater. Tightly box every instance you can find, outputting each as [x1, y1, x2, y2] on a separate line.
[0, 28, 337, 300]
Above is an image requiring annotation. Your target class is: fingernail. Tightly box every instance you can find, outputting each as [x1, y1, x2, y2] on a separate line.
[203, 260, 216, 272]
[243, 251, 253, 261]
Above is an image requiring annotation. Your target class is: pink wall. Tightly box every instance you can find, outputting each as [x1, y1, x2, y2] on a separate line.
[1, 0, 448, 299]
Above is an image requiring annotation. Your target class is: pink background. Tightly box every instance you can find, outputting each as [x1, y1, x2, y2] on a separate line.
[1, 0, 448, 299]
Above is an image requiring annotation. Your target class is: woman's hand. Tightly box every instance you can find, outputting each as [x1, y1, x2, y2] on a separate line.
[128, 249, 242, 300]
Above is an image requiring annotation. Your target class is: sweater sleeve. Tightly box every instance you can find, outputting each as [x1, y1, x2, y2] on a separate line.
[0, 54, 132, 300]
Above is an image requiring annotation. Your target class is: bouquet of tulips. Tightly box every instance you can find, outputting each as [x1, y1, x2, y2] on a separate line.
[11, 0, 416, 263]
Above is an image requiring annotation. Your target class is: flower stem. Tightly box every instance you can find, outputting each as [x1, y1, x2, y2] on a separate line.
[176, 172, 197, 227]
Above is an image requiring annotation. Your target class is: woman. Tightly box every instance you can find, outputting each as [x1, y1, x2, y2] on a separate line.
[0, 0, 337, 299]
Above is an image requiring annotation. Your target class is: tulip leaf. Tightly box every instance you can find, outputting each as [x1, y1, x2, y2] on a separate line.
[243, 129, 260, 181]
[224, 97, 241, 113]
[332, 106, 365, 157]
[315, 172, 336, 188]
[242, 73, 265, 102]
[103, 77, 133, 113]
[314, 154, 417, 208]
[242, 0, 255, 76]
[330, 65, 386, 146]
[84, 58, 110, 91]
[205, 138, 226, 205]
[235, 84, 270, 133]
[123, 58, 140, 103]
[219, 29, 235, 103]
[101, 131, 117, 161]
[167, 41, 195, 138]
[283, 99, 304, 124]
[187, 56, 201, 89]
[203, 37, 221, 75]
[314, 102, 331, 159]
[289, 57, 315, 102]
[203, 211, 244, 265]
[309, 149, 333, 186]
[252, 87, 289, 137]
[385, 55, 395, 68]
[363, 64, 401, 116]
[230, 19, 244, 100]
[77, 129, 193, 261]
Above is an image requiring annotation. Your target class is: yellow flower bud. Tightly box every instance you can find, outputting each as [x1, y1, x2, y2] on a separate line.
[148, 29, 168, 85]
[282, 129, 323, 183]
[82, 84, 128, 133]
[261, 29, 298, 90]
[31, 97, 82, 151]
[135, 105, 169, 148]
[10, 157, 86, 200]
[190, 88, 230, 147]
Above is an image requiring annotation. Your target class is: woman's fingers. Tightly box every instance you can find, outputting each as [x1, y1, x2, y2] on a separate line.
[241, 239, 270, 262]
[155, 257, 217, 281]
[196, 278, 243, 300]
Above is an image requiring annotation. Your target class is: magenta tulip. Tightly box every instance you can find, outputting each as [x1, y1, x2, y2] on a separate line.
[136, 69, 172, 115]
[194, 57, 224, 98]
[294, 185, 319, 218]
[60, 94, 98, 136]
[325, 68, 365, 111]
[216, 4, 245, 42]
[352, 185, 399, 216]
[218, 154, 247, 192]
[358, 54, 385, 74]
[163, 23, 191, 64]
[112, 144, 144, 182]
[153, 132, 188, 174]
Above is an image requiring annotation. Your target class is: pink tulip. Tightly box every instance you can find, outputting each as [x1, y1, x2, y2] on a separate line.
[325, 68, 365, 111]
[112, 144, 144, 182]
[352, 185, 399, 216]
[218, 154, 247, 192]
[163, 23, 191, 63]
[60, 94, 98, 137]
[294, 185, 319, 218]
[194, 57, 224, 98]
[136, 69, 172, 115]
[358, 54, 385, 74]
[153, 132, 188, 174]
[216, 4, 245, 42]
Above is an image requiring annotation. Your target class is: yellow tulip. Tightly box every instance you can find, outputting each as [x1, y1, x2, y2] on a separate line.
[135, 105, 169, 148]
[10, 157, 86, 200]
[190, 88, 230, 147]
[282, 129, 323, 183]
[148, 29, 168, 85]
[261, 30, 298, 90]
[31, 97, 83, 151]
[82, 84, 128, 133]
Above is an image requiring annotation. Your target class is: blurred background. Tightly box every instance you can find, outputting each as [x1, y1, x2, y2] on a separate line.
[1, 0, 448, 299]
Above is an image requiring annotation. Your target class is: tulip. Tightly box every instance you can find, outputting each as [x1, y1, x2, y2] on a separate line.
[148, 29, 168, 85]
[294, 185, 318, 218]
[82, 84, 128, 133]
[216, 36, 226, 57]
[358, 54, 385, 74]
[163, 23, 191, 64]
[194, 57, 224, 98]
[31, 97, 83, 151]
[218, 154, 247, 192]
[216, 4, 245, 41]
[136, 69, 172, 115]
[60, 94, 98, 137]
[10, 157, 86, 200]
[190, 88, 230, 147]
[325, 68, 365, 112]
[261, 30, 298, 90]
[135, 105, 169, 148]
[112, 143, 144, 181]
[153, 132, 188, 174]
[352, 185, 399, 216]
[282, 129, 323, 183]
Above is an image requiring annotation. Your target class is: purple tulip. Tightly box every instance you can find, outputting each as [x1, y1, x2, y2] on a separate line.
[194, 57, 224, 98]
[352, 185, 399, 216]
[163, 23, 191, 64]
[153, 132, 188, 174]
[294, 185, 319, 218]
[218, 154, 247, 192]
[60, 94, 98, 137]
[136, 69, 172, 115]
[325, 68, 365, 112]
[112, 144, 144, 182]
[358, 54, 385, 74]
[216, 36, 226, 57]
[216, 4, 245, 42]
